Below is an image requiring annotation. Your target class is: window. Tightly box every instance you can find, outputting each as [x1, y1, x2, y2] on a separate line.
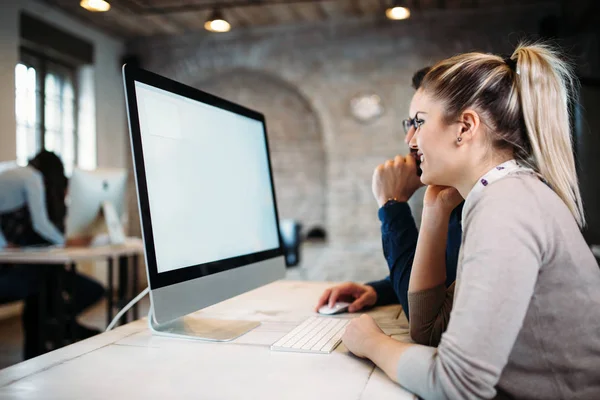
[15, 51, 78, 175]
[15, 62, 41, 168]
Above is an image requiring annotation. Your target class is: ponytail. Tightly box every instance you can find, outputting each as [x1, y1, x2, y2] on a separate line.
[512, 43, 585, 228]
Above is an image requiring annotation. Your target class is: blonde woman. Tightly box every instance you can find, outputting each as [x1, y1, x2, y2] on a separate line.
[341, 44, 600, 399]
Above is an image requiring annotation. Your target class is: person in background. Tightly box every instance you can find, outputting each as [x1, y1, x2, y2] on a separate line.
[341, 43, 600, 399]
[0, 150, 104, 359]
[315, 67, 464, 319]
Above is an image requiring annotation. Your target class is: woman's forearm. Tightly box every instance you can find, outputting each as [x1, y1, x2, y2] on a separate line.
[366, 334, 414, 383]
[408, 206, 451, 293]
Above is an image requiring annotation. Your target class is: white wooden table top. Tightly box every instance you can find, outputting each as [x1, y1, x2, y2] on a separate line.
[0, 237, 144, 264]
[0, 280, 416, 400]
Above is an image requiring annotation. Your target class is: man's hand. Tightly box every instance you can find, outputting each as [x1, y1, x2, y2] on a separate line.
[315, 282, 377, 313]
[372, 154, 424, 208]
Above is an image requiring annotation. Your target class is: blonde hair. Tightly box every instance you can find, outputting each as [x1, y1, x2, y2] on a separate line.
[421, 43, 585, 228]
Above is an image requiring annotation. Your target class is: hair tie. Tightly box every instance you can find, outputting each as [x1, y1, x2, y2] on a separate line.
[503, 56, 519, 74]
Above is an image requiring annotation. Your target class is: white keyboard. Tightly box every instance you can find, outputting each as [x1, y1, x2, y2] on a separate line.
[271, 316, 350, 354]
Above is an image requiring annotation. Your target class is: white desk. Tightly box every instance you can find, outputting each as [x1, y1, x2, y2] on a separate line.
[0, 238, 145, 353]
[0, 237, 144, 265]
[0, 237, 145, 317]
[0, 280, 416, 399]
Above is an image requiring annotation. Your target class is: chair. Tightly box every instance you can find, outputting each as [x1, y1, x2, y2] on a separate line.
[279, 219, 302, 267]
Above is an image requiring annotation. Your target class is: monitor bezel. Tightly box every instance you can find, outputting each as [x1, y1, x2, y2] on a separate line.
[123, 64, 284, 290]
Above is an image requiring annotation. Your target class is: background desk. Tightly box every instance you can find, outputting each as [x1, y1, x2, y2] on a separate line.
[0, 280, 416, 399]
[0, 238, 145, 352]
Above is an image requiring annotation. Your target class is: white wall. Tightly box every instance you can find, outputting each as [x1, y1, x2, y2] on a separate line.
[0, 0, 127, 169]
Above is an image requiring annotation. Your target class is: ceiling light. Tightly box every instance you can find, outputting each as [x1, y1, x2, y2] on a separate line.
[80, 0, 111, 12]
[204, 9, 231, 33]
[385, 2, 410, 20]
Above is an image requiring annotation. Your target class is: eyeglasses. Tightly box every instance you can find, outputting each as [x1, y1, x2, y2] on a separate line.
[402, 116, 425, 134]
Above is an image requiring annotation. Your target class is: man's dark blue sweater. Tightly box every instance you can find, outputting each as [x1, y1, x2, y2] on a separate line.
[367, 201, 463, 319]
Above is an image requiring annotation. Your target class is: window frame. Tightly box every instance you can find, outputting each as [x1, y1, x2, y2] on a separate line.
[16, 46, 80, 171]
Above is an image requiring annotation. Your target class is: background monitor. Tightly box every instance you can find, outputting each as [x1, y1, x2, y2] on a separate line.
[123, 64, 286, 340]
[65, 168, 127, 242]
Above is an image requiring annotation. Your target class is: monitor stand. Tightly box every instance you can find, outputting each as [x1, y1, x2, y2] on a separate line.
[101, 201, 126, 245]
[147, 306, 261, 342]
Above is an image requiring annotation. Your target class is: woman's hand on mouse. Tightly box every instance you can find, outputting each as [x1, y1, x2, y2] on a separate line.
[315, 282, 377, 313]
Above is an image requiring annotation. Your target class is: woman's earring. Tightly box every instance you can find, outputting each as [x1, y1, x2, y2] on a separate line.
[457, 137, 463, 143]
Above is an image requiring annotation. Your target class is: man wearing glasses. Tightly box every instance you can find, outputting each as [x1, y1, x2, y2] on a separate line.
[315, 68, 463, 321]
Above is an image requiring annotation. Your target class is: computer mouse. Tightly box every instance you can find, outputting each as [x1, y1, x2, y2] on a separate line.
[318, 301, 350, 315]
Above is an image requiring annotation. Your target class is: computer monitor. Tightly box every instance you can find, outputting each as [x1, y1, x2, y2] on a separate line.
[123, 65, 286, 341]
[65, 168, 127, 244]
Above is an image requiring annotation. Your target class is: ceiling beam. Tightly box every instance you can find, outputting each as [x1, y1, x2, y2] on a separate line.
[315, 1, 329, 19]
[123, 0, 336, 15]
[227, 7, 252, 28]
[42, 0, 138, 38]
[349, 0, 364, 17]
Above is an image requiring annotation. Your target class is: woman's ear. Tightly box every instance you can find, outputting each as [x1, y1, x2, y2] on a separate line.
[458, 109, 480, 142]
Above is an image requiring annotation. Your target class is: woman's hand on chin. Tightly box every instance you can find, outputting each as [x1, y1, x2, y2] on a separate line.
[423, 185, 463, 215]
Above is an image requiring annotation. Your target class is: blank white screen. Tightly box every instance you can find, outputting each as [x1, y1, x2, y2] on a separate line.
[135, 81, 280, 274]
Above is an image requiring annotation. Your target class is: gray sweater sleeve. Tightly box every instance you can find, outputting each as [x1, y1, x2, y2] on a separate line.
[396, 178, 546, 399]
